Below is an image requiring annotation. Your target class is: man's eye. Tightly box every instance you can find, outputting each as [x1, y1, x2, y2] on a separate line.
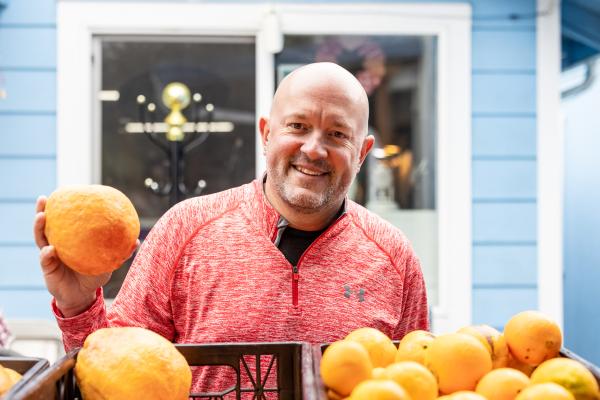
[331, 131, 348, 139]
[288, 123, 304, 130]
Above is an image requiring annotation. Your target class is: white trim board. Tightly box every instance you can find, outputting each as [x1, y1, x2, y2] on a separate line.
[537, 0, 564, 328]
[57, 1, 472, 333]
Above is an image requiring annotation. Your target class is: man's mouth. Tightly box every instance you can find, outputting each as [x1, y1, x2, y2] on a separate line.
[292, 165, 329, 177]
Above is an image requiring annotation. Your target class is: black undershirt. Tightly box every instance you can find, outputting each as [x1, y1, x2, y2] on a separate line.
[278, 227, 326, 266]
[277, 206, 344, 266]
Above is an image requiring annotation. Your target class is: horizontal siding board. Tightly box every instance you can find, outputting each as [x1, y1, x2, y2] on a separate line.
[473, 245, 537, 285]
[473, 74, 536, 114]
[473, 202, 537, 242]
[472, 287, 537, 327]
[0, 115, 56, 156]
[472, 30, 535, 71]
[0, 71, 56, 112]
[0, 0, 56, 25]
[0, 202, 36, 244]
[0, 27, 56, 68]
[472, 116, 536, 157]
[472, 160, 536, 199]
[472, 0, 536, 29]
[0, 246, 44, 286]
[0, 289, 53, 319]
[0, 159, 56, 199]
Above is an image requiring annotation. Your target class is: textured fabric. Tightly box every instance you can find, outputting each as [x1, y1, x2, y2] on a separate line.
[54, 179, 429, 394]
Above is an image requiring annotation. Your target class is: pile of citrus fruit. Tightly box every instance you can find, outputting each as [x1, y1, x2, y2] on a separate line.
[320, 310, 600, 400]
[0, 364, 22, 396]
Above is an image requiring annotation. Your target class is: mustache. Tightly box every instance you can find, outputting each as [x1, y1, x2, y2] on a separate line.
[290, 154, 332, 172]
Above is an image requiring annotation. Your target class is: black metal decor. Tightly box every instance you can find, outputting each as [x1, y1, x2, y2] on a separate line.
[136, 82, 214, 207]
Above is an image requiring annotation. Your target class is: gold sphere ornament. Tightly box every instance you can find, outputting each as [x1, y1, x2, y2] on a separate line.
[162, 82, 191, 110]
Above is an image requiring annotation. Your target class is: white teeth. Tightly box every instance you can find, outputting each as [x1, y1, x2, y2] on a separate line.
[295, 166, 323, 176]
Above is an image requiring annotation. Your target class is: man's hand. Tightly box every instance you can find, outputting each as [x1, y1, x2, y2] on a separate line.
[34, 196, 111, 317]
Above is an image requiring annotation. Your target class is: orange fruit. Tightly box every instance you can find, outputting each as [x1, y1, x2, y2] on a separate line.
[320, 340, 373, 396]
[449, 391, 488, 400]
[385, 361, 438, 400]
[424, 333, 492, 394]
[75, 327, 191, 400]
[475, 368, 530, 400]
[372, 367, 388, 379]
[504, 310, 562, 366]
[45, 185, 140, 276]
[530, 357, 600, 400]
[326, 388, 346, 400]
[350, 379, 411, 400]
[0, 366, 21, 395]
[346, 327, 397, 368]
[396, 330, 435, 365]
[507, 351, 536, 377]
[515, 383, 575, 400]
[458, 325, 510, 368]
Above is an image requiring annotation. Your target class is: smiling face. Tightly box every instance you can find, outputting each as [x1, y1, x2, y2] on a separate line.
[260, 63, 374, 228]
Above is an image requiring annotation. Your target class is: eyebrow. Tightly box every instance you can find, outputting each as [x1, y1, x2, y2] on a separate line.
[283, 113, 352, 130]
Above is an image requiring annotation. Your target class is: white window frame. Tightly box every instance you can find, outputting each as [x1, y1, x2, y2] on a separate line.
[57, 1, 472, 333]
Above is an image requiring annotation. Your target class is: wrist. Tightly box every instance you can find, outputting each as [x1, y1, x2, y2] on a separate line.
[55, 292, 97, 317]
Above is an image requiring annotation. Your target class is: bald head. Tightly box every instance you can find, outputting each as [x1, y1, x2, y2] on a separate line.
[272, 62, 369, 136]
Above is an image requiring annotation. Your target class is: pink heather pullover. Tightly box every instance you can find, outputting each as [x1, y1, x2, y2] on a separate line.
[53, 179, 429, 393]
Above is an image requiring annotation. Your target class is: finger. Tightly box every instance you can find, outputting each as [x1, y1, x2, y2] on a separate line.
[40, 245, 60, 274]
[33, 212, 49, 248]
[35, 195, 47, 213]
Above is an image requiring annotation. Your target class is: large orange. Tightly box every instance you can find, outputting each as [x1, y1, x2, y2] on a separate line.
[515, 383, 575, 400]
[458, 324, 509, 369]
[320, 340, 373, 396]
[345, 327, 397, 368]
[475, 367, 530, 400]
[504, 310, 562, 366]
[384, 361, 438, 400]
[45, 185, 140, 275]
[395, 330, 435, 365]
[75, 327, 191, 400]
[424, 333, 492, 394]
[530, 357, 600, 400]
[350, 379, 411, 400]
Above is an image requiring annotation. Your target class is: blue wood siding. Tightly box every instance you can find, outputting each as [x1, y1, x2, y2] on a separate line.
[470, 0, 538, 327]
[0, 0, 56, 319]
[0, 0, 539, 326]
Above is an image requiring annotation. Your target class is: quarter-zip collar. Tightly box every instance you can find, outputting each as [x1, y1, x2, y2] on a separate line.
[249, 178, 349, 245]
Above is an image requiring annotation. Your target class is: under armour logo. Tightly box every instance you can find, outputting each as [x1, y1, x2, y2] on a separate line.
[343, 285, 366, 302]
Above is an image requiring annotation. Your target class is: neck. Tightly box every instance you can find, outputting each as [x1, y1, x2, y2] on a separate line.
[264, 180, 342, 231]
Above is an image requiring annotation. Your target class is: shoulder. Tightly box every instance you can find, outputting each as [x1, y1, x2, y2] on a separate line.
[346, 200, 417, 267]
[151, 183, 250, 239]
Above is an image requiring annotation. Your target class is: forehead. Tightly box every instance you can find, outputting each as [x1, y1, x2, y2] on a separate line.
[275, 80, 365, 126]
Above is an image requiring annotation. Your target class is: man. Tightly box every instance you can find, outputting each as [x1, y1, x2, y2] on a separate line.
[34, 62, 428, 390]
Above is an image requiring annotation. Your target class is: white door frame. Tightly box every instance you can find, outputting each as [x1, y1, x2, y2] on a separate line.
[57, 1, 472, 333]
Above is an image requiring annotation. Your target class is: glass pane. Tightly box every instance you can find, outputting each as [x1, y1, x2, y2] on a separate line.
[276, 35, 439, 306]
[97, 37, 256, 296]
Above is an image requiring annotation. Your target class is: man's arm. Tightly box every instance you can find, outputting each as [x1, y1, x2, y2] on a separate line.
[37, 198, 194, 350]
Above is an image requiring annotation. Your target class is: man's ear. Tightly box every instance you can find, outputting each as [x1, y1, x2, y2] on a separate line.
[358, 134, 375, 167]
[259, 117, 270, 148]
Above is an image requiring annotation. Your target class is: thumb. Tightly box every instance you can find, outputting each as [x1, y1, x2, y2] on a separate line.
[40, 245, 62, 274]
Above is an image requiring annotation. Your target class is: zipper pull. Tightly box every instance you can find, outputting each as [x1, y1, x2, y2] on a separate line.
[292, 265, 299, 307]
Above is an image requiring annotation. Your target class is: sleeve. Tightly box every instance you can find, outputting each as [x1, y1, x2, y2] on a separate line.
[53, 200, 198, 351]
[393, 249, 430, 339]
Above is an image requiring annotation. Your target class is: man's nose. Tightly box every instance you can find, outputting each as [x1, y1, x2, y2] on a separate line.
[300, 132, 328, 160]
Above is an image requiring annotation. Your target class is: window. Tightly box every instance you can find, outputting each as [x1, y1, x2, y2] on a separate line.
[95, 36, 256, 296]
[276, 34, 439, 306]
